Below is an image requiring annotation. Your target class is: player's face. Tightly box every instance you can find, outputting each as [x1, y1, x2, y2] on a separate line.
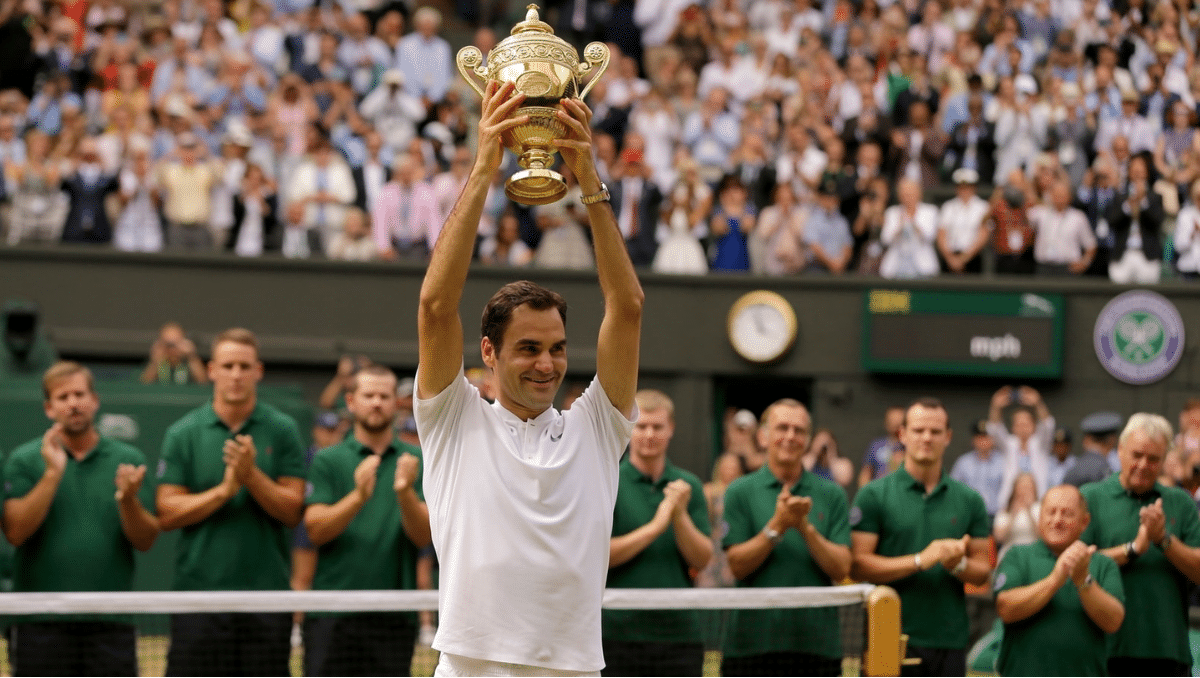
[208, 341, 262, 406]
[1039, 486, 1088, 551]
[759, 404, 811, 470]
[900, 405, 951, 468]
[43, 373, 98, 436]
[347, 373, 398, 434]
[1119, 430, 1167, 494]
[630, 407, 674, 464]
[484, 304, 566, 420]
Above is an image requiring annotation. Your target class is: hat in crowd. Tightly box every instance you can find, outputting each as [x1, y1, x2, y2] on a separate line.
[382, 69, 405, 86]
[314, 410, 343, 429]
[224, 124, 253, 148]
[733, 409, 757, 430]
[1014, 74, 1038, 96]
[972, 419, 989, 436]
[397, 377, 415, 399]
[952, 168, 979, 185]
[1053, 427, 1072, 444]
[1120, 88, 1139, 102]
[1060, 82, 1081, 99]
[165, 97, 192, 118]
[1080, 411, 1124, 436]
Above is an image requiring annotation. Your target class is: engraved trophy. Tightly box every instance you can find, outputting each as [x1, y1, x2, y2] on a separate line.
[456, 4, 609, 205]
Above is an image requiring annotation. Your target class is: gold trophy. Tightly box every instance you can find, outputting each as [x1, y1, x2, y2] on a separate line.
[457, 4, 609, 205]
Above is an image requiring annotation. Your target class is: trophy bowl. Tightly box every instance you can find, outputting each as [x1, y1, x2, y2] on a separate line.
[457, 4, 609, 205]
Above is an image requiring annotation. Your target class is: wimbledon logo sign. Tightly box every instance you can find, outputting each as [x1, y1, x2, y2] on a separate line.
[1093, 290, 1185, 385]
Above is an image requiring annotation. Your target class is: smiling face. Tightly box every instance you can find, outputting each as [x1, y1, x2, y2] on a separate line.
[1039, 485, 1089, 553]
[482, 304, 567, 420]
[1119, 429, 1167, 494]
[44, 372, 99, 436]
[759, 402, 811, 474]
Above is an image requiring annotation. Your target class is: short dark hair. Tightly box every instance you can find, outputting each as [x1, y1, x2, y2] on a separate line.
[348, 364, 396, 394]
[903, 397, 950, 430]
[481, 281, 567, 350]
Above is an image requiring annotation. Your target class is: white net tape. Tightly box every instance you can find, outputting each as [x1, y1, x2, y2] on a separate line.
[0, 584, 876, 615]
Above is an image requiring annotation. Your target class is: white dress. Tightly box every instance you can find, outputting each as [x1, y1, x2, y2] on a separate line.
[652, 209, 708, 274]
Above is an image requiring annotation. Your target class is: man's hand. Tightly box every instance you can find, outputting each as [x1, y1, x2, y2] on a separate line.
[40, 423, 68, 476]
[1017, 386, 1041, 407]
[1055, 540, 1091, 584]
[354, 454, 380, 501]
[219, 464, 242, 499]
[991, 386, 1013, 411]
[662, 479, 692, 519]
[553, 98, 599, 191]
[394, 452, 419, 494]
[919, 536, 968, 570]
[785, 494, 813, 529]
[114, 463, 146, 502]
[223, 434, 257, 484]
[150, 340, 167, 364]
[474, 80, 527, 176]
[1140, 498, 1167, 543]
[1071, 543, 1096, 586]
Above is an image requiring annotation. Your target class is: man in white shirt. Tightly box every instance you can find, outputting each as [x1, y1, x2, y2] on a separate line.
[937, 168, 991, 274]
[1029, 181, 1096, 275]
[414, 82, 644, 676]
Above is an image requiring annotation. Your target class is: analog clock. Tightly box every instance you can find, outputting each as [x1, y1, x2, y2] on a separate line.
[727, 290, 798, 364]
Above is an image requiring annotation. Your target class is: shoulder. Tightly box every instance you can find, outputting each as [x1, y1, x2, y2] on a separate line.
[6, 438, 43, 463]
[100, 438, 147, 463]
[669, 464, 704, 489]
[724, 471, 760, 499]
[1159, 484, 1197, 515]
[164, 404, 213, 436]
[397, 440, 423, 459]
[255, 402, 301, 429]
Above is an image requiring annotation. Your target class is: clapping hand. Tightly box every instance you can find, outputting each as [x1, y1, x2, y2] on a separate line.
[114, 463, 146, 503]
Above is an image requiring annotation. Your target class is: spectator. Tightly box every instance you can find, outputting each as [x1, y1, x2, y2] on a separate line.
[1174, 178, 1200, 280]
[880, 178, 939, 279]
[229, 163, 279, 257]
[889, 100, 948, 192]
[989, 168, 1037, 274]
[803, 178, 853, 275]
[303, 364, 429, 676]
[698, 452, 742, 589]
[994, 486, 1124, 677]
[752, 182, 806, 275]
[723, 399, 851, 676]
[359, 69, 424, 154]
[478, 209, 532, 267]
[946, 92, 997, 184]
[851, 397, 991, 677]
[1107, 154, 1164, 284]
[326, 207, 377, 262]
[157, 131, 222, 251]
[113, 144, 163, 253]
[603, 389, 711, 676]
[993, 472, 1040, 564]
[858, 406, 904, 490]
[141, 321, 207, 385]
[708, 173, 755, 272]
[950, 419, 1005, 519]
[1081, 413, 1200, 676]
[395, 7, 451, 110]
[682, 87, 740, 185]
[336, 13, 389, 98]
[988, 386, 1056, 511]
[372, 152, 438, 261]
[532, 165, 595, 271]
[1030, 180, 1096, 276]
[2, 361, 159, 675]
[1048, 426, 1076, 487]
[992, 75, 1049, 185]
[155, 327, 306, 676]
[288, 133, 356, 254]
[936, 168, 990, 274]
[1064, 412, 1124, 487]
[1094, 89, 1157, 155]
[5, 130, 65, 245]
[1075, 156, 1122, 277]
[611, 141, 663, 267]
[804, 428, 854, 493]
[59, 137, 120, 245]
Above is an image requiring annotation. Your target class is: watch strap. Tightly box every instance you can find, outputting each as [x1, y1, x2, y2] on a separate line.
[580, 182, 610, 204]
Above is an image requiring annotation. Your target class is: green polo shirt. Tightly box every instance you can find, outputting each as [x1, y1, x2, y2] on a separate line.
[158, 401, 306, 591]
[721, 466, 851, 659]
[1080, 475, 1200, 664]
[851, 466, 989, 650]
[995, 541, 1123, 676]
[306, 436, 424, 617]
[602, 458, 710, 644]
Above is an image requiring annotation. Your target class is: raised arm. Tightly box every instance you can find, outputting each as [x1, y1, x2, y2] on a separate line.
[417, 80, 528, 400]
[555, 98, 644, 418]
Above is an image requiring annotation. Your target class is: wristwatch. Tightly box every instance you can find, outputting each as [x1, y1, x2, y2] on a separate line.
[762, 526, 784, 547]
[951, 557, 968, 576]
[1080, 573, 1095, 589]
[580, 183, 610, 205]
[1158, 533, 1173, 551]
[1125, 540, 1143, 563]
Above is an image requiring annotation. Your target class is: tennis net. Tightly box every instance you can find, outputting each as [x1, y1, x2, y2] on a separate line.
[0, 584, 901, 676]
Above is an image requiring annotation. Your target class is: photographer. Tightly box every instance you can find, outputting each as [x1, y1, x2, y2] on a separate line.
[140, 322, 206, 385]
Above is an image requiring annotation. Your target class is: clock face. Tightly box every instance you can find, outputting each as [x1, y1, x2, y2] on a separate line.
[728, 292, 797, 363]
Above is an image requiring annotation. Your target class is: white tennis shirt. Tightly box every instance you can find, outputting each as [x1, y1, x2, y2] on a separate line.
[414, 368, 635, 672]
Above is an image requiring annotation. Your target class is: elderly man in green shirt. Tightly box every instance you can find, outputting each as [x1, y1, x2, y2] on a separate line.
[1080, 413, 1200, 677]
[603, 389, 712, 676]
[304, 364, 430, 676]
[156, 327, 307, 676]
[851, 397, 992, 677]
[994, 485, 1125, 676]
[721, 398, 852, 676]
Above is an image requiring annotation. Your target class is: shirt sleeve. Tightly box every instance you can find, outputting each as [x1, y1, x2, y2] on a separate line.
[1170, 487, 1200, 548]
[825, 484, 852, 546]
[966, 487, 991, 538]
[850, 482, 882, 534]
[687, 474, 711, 536]
[566, 376, 637, 463]
[1092, 553, 1124, 605]
[305, 449, 337, 506]
[993, 545, 1027, 597]
[3, 447, 39, 500]
[721, 479, 755, 549]
[157, 424, 190, 488]
[272, 417, 307, 480]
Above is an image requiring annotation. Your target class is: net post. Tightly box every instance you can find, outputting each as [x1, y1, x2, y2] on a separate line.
[863, 585, 902, 676]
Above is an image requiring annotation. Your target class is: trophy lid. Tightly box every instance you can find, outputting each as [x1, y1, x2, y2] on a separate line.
[510, 4, 553, 36]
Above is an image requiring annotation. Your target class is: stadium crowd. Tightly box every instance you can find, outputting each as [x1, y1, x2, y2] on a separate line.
[0, 0, 1199, 280]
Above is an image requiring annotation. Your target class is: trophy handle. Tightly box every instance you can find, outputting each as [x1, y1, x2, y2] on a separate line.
[576, 42, 610, 100]
[456, 46, 488, 98]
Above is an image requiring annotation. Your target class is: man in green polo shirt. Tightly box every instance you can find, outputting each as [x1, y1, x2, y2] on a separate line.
[851, 397, 991, 677]
[1079, 412, 1200, 677]
[3, 361, 159, 675]
[721, 398, 851, 677]
[602, 389, 712, 676]
[303, 364, 430, 676]
[156, 327, 306, 676]
[994, 485, 1125, 676]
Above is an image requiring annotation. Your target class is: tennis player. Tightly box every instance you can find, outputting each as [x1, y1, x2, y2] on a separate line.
[414, 81, 644, 677]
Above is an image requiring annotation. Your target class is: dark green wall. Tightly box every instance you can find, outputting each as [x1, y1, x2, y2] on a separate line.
[3, 246, 1199, 489]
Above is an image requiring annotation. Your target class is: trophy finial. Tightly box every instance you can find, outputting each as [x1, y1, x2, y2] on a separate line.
[512, 3, 552, 34]
[526, 4, 539, 21]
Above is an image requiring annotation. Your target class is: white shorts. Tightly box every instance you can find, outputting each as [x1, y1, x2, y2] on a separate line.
[434, 652, 600, 677]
